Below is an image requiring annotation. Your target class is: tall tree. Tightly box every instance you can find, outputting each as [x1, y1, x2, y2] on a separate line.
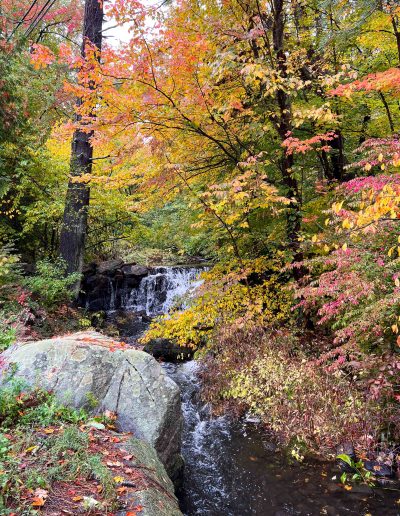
[59, 0, 103, 275]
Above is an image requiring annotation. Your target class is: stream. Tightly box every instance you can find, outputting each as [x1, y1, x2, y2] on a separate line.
[106, 266, 400, 516]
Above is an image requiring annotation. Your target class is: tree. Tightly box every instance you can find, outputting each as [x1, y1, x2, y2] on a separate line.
[59, 0, 103, 275]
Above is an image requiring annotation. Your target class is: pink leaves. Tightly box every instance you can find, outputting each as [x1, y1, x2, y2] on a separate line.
[329, 68, 400, 97]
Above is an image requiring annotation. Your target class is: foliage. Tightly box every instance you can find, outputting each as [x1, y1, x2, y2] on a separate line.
[22, 259, 80, 309]
[337, 454, 375, 487]
[201, 325, 400, 458]
[2, 0, 400, 468]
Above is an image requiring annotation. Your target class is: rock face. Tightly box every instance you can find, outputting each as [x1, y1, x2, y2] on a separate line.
[117, 438, 182, 516]
[80, 261, 150, 311]
[2, 331, 183, 481]
[144, 338, 194, 363]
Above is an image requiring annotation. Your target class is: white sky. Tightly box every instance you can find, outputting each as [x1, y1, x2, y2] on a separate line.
[103, 19, 132, 47]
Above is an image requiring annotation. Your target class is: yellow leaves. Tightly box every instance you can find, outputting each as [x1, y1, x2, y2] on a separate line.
[142, 258, 292, 348]
[395, 278, 400, 287]
[342, 218, 353, 230]
[342, 243, 348, 251]
[364, 163, 372, 171]
[392, 324, 399, 334]
[332, 201, 344, 214]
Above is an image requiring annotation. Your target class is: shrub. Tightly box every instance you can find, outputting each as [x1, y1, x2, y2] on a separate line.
[23, 258, 80, 309]
[0, 322, 16, 352]
[0, 245, 21, 288]
[201, 324, 400, 458]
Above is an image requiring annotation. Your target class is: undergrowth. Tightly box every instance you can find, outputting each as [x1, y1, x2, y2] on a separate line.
[0, 376, 117, 514]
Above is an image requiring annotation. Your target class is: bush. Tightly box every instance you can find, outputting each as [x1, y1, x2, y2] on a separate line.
[0, 244, 21, 288]
[0, 322, 16, 352]
[201, 324, 400, 458]
[23, 258, 80, 309]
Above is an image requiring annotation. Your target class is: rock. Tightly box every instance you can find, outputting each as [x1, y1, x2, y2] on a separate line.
[144, 338, 194, 362]
[116, 438, 182, 516]
[97, 258, 124, 275]
[364, 460, 395, 478]
[336, 442, 356, 472]
[122, 264, 149, 277]
[2, 331, 183, 480]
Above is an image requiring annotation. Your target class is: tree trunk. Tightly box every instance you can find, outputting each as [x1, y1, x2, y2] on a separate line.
[59, 0, 103, 275]
[272, 0, 302, 271]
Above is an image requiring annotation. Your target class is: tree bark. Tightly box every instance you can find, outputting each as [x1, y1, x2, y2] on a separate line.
[59, 0, 103, 275]
[272, 0, 302, 270]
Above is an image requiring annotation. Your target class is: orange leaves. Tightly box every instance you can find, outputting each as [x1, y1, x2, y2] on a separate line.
[30, 44, 55, 70]
[31, 488, 48, 507]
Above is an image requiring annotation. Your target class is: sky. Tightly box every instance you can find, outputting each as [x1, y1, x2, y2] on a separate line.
[103, 19, 132, 47]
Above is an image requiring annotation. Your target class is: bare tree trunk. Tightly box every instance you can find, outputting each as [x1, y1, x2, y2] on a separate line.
[59, 0, 103, 275]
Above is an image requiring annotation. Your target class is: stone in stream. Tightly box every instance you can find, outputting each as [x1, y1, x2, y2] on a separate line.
[144, 338, 194, 363]
[1, 331, 183, 483]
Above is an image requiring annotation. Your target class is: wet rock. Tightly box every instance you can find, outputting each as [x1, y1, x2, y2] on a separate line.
[2, 331, 183, 480]
[81, 274, 112, 311]
[144, 338, 194, 362]
[123, 264, 149, 277]
[336, 442, 357, 472]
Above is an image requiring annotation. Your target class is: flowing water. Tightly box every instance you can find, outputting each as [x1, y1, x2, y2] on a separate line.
[106, 266, 400, 516]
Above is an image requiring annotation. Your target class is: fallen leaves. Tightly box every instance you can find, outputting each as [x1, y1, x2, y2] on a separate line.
[31, 488, 48, 507]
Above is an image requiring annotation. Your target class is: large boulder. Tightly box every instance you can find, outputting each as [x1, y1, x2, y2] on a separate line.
[117, 438, 182, 516]
[1, 331, 183, 481]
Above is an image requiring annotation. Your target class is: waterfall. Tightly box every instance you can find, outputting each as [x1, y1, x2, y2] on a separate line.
[122, 267, 203, 316]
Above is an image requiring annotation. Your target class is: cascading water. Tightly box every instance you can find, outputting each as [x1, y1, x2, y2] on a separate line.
[122, 267, 203, 316]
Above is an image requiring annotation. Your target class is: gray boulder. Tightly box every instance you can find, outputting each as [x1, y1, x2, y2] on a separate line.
[117, 438, 182, 516]
[1, 331, 183, 480]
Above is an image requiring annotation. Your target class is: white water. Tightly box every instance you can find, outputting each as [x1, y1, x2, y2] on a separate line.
[121, 267, 203, 316]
